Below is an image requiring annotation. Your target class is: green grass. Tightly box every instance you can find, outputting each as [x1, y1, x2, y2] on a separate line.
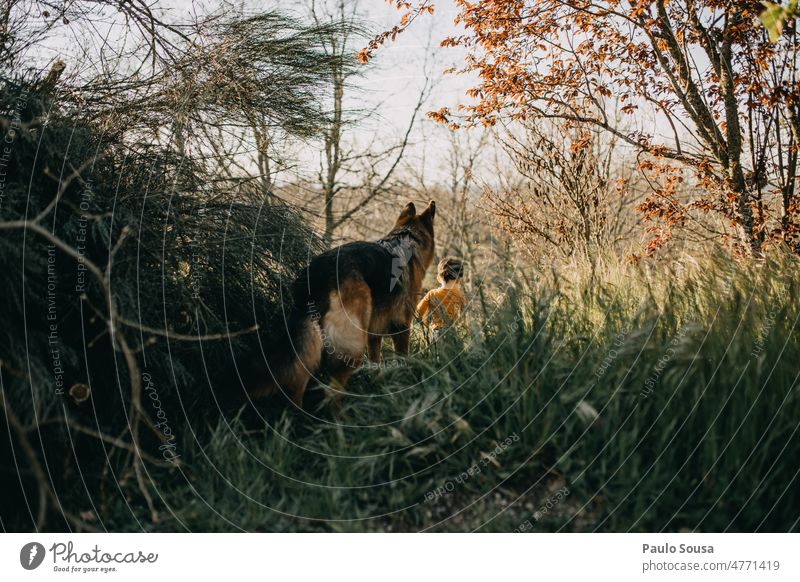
[87, 252, 800, 532]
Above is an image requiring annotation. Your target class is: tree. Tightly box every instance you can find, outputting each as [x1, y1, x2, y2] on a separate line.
[487, 120, 642, 260]
[310, 0, 429, 245]
[404, 126, 495, 315]
[365, 0, 800, 256]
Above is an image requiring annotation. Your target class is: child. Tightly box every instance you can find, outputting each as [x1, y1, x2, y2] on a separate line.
[416, 257, 467, 339]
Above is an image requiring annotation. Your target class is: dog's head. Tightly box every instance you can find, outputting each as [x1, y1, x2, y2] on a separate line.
[389, 200, 436, 267]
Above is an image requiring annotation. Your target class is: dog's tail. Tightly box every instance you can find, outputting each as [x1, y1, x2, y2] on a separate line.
[246, 307, 323, 406]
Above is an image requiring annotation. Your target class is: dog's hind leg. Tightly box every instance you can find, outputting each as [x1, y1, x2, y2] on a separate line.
[247, 317, 321, 409]
[327, 360, 359, 407]
[322, 278, 371, 406]
[282, 372, 310, 409]
[282, 317, 323, 408]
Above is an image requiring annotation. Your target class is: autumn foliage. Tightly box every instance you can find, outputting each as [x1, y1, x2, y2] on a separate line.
[369, 0, 800, 256]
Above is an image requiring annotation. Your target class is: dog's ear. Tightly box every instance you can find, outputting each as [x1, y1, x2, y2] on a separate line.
[420, 200, 436, 224]
[395, 202, 416, 225]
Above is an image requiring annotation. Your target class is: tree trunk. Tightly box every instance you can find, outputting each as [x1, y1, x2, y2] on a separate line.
[730, 164, 761, 256]
[322, 56, 344, 247]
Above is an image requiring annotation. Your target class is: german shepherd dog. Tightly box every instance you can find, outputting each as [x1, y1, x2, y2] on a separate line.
[248, 201, 436, 408]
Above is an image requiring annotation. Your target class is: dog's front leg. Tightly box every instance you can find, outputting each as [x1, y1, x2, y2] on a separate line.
[391, 325, 411, 355]
[368, 335, 383, 364]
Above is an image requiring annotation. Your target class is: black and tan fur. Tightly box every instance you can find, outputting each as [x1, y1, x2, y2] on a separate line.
[249, 201, 436, 408]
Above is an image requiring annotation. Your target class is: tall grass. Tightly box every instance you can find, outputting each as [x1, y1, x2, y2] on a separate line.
[68, 252, 800, 531]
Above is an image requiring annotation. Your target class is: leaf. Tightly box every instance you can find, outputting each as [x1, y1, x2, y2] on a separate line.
[405, 446, 436, 458]
[576, 400, 599, 426]
[760, 2, 790, 42]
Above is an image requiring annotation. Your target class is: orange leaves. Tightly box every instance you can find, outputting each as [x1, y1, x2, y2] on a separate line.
[633, 159, 697, 255]
[440, 36, 467, 48]
[369, 0, 785, 147]
[371, 0, 799, 253]
[569, 130, 592, 152]
[427, 107, 451, 124]
[388, 1, 414, 11]
[356, 48, 370, 65]
[357, 1, 434, 63]
[357, 23, 409, 63]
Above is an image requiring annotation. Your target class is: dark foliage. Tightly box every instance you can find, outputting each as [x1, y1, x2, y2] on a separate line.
[0, 59, 323, 530]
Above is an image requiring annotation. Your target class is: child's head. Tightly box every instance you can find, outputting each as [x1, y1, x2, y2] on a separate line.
[437, 257, 464, 285]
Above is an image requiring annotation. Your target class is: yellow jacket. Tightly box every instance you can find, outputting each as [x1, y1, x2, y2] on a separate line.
[416, 287, 466, 329]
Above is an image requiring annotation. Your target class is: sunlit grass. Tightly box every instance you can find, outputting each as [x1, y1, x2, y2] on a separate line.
[97, 251, 800, 532]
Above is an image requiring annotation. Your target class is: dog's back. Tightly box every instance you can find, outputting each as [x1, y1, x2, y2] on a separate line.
[248, 201, 436, 408]
[296, 241, 395, 309]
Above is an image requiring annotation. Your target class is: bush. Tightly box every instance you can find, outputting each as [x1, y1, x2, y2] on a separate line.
[0, 76, 322, 531]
